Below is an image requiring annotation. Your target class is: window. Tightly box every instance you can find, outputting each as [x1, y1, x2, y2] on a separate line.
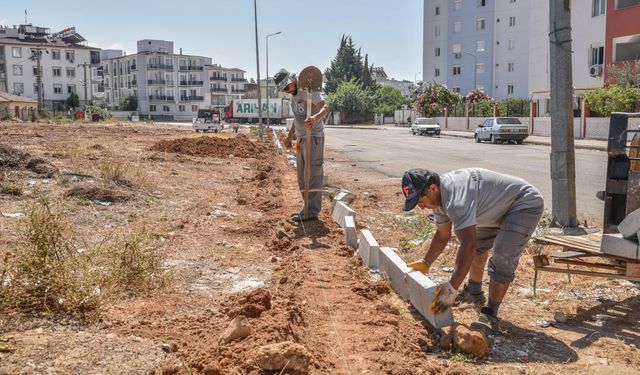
[592, 0, 606, 15]
[52, 49, 61, 60]
[67, 85, 76, 94]
[435, 47, 441, 57]
[163, 105, 170, 112]
[434, 68, 440, 77]
[590, 45, 604, 65]
[510, 0, 517, 2]
[509, 16, 516, 27]
[12, 47, 21, 58]
[66, 67, 76, 77]
[454, 0, 462, 10]
[179, 105, 185, 112]
[476, 40, 485, 52]
[32, 66, 38, 76]
[476, 18, 485, 31]
[435, 25, 440, 37]
[508, 39, 515, 50]
[508, 62, 515, 72]
[617, 0, 640, 10]
[452, 43, 462, 54]
[53, 84, 62, 94]
[53, 67, 62, 77]
[477, 0, 486, 6]
[191, 104, 198, 112]
[33, 83, 39, 93]
[453, 66, 461, 75]
[435, 6, 440, 15]
[13, 82, 24, 95]
[65, 50, 75, 62]
[150, 105, 157, 112]
[476, 63, 485, 74]
[12, 65, 23, 76]
[507, 84, 514, 95]
[452, 87, 461, 93]
[453, 22, 462, 33]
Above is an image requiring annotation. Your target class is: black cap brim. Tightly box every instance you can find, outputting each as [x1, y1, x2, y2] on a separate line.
[403, 194, 419, 211]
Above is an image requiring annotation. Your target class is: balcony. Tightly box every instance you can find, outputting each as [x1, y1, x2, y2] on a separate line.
[210, 87, 228, 93]
[231, 89, 247, 93]
[180, 80, 204, 86]
[91, 58, 101, 65]
[210, 76, 227, 81]
[179, 95, 204, 101]
[131, 80, 137, 86]
[231, 77, 247, 82]
[149, 95, 175, 101]
[148, 79, 167, 85]
[164, 65, 174, 71]
[131, 64, 137, 70]
[148, 63, 167, 70]
[180, 65, 204, 71]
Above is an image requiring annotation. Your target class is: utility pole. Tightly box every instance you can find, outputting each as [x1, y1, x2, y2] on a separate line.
[30, 47, 44, 113]
[253, 0, 263, 138]
[266, 31, 282, 129]
[549, 0, 577, 227]
[77, 62, 90, 106]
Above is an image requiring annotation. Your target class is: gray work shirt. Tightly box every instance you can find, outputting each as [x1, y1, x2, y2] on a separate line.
[291, 89, 324, 138]
[433, 168, 543, 230]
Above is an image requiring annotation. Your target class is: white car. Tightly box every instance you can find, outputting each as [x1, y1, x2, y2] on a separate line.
[474, 117, 529, 144]
[411, 118, 441, 136]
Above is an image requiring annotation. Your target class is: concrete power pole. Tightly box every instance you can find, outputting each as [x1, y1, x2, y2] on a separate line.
[253, 0, 263, 138]
[78, 62, 90, 106]
[549, 0, 577, 227]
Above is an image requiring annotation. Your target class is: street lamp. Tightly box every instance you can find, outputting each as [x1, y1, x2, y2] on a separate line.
[266, 31, 282, 128]
[465, 52, 477, 91]
[253, 0, 263, 138]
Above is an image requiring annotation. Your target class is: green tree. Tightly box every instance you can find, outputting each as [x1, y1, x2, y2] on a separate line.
[606, 62, 640, 88]
[66, 93, 79, 109]
[360, 54, 377, 91]
[414, 82, 462, 117]
[584, 85, 640, 116]
[324, 35, 365, 94]
[325, 79, 372, 123]
[373, 86, 405, 116]
[120, 95, 138, 111]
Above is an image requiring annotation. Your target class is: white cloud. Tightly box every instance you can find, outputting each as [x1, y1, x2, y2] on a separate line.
[107, 42, 124, 50]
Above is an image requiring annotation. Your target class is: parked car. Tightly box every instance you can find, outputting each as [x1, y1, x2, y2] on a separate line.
[411, 117, 441, 136]
[474, 117, 528, 144]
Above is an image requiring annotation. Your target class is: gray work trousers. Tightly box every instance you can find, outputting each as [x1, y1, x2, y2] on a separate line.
[296, 135, 324, 219]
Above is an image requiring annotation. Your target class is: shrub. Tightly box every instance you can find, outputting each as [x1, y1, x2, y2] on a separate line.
[414, 82, 462, 117]
[1, 182, 23, 196]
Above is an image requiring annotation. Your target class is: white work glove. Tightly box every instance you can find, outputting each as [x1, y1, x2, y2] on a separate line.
[430, 281, 458, 314]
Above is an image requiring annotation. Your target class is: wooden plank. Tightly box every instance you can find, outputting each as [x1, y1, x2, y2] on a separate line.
[550, 250, 591, 258]
[554, 258, 626, 272]
[630, 133, 640, 172]
[534, 266, 640, 282]
[627, 263, 640, 277]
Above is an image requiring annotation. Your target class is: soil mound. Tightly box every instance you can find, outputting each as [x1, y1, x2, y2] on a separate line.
[0, 144, 58, 177]
[224, 288, 272, 318]
[64, 185, 132, 202]
[149, 134, 268, 159]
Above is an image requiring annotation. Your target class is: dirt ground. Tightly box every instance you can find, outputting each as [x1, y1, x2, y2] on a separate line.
[0, 121, 638, 375]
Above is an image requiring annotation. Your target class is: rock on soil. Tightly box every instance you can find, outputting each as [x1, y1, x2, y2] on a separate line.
[227, 288, 272, 318]
[149, 134, 268, 159]
[453, 325, 489, 359]
[202, 364, 221, 375]
[253, 341, 311, 372]
[218, 315, 252, 345]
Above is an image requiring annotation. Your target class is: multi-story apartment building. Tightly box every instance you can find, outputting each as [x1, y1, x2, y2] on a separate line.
[423, 0, 529, 98]
[604, 0, 640, 82]
[0, 24, 102, 109]
[207, 64, 246, 109]
[371, 67, 415, 98]
[528, 0, 606, 115]
[102, 40, 212, 121]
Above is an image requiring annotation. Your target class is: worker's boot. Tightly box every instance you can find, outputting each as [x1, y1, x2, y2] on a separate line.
[470, 307, 498, 337]
[455, 284, 486, 307]
[291, 212, 317, 222]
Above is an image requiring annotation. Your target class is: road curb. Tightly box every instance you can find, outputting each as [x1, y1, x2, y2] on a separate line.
[325, 126, 385, 130]
[441, 132, 607, 151]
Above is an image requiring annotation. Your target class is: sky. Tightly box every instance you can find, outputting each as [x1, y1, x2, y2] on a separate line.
[2, 0, 424, 82]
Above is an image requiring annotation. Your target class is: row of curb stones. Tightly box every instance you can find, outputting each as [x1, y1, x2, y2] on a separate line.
[331, 192, 454, 329]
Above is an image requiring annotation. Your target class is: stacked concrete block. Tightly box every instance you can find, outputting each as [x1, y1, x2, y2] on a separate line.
[601, 233, 640, 259]
[406, 272, 454, 328]
[332, 190, 352, 209]
[378, 247, 410, 300]
[357, 230, 380, 268]
[618, 208, 640, 239]
[344, 216, 358, 249]
[332, 201, 356, 228]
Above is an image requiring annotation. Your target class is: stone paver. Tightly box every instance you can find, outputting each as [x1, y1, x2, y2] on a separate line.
[332, 201, 356, 228]
[344, 216, 357, 249]
[357, 229, 380, 268]
[378, 247, 410, 300]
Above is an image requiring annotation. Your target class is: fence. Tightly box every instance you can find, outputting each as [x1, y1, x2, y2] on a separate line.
[0, 107, 37, 121]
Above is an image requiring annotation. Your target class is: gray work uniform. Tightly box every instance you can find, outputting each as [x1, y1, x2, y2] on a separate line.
[292, 89, 324, 219]
[432, 168, 544, 283]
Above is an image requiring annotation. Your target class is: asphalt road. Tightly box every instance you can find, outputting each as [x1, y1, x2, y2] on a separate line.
[325, 125, 608, 222]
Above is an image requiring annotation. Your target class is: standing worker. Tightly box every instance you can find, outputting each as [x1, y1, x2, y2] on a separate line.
[401, 168, 544, 335]
[274, 69, 329, 222]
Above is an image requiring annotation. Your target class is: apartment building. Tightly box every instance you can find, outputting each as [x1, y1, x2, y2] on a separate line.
[208, 64, 247, 109]
[423, 0, 529, 98]
[371, 67, 415, 97]
[528, 0, 607, 115]
[604, 0, 640, 82]
[102, 40, 212, 120]
[0, 24, 102, 109]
